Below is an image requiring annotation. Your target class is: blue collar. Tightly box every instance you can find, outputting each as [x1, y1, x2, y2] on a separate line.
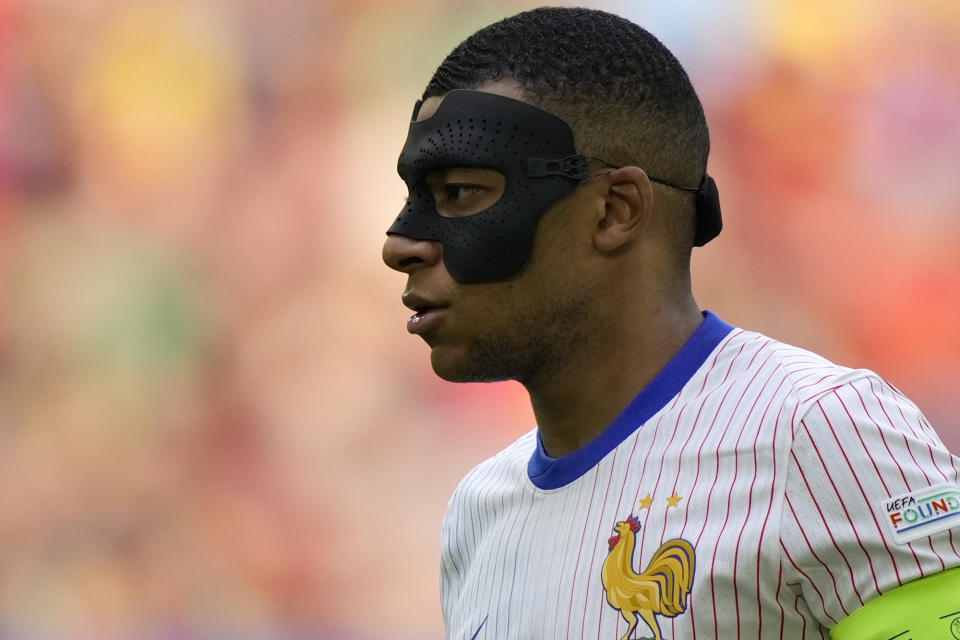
[527, 311, 734, 490]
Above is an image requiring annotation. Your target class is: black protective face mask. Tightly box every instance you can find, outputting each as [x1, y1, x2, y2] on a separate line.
[387, 89, 721, 284]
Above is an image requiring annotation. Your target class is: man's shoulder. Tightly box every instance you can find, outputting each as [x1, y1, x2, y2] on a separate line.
[724, 327, 932, 450]
[721, 326, 883, 411]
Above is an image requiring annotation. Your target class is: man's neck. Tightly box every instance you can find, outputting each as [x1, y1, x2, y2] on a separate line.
[526, 298, 703, 458]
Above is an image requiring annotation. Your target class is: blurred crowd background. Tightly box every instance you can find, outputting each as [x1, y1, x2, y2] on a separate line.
[0, 0, 957, 638]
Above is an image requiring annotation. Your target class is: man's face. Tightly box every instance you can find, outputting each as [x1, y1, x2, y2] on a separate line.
[382, 84, 599, 385]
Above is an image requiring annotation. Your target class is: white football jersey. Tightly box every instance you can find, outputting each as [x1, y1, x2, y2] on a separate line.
[440, 312, 960, 639]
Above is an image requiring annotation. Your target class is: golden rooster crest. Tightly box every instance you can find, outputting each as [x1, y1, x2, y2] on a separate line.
[601, 515, 695, 640]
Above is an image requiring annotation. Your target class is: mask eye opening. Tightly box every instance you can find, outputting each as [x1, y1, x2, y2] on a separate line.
[425, 167, 507, 219]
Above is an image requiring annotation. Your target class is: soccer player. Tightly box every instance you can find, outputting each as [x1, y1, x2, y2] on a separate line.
[381, 7, 960, 639]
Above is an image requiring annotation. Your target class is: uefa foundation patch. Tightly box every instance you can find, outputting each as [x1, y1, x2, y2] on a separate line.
[880, 483, 960, 544]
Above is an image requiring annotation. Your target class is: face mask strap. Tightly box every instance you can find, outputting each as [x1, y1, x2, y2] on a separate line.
[584, 156, 722, 247]
[692, 174, 722, 246]
[648, 171, 722, 247]
[526, 154, 590, 180]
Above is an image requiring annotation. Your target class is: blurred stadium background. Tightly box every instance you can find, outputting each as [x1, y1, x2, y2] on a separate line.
[0, 0, 957, 638]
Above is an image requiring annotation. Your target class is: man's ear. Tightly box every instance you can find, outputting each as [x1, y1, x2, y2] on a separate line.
[593, 166, 653, 253]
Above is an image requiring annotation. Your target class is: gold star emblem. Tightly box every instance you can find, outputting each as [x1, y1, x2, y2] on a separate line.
[666, 492, 683, 508]
[638, 494, 653, 510]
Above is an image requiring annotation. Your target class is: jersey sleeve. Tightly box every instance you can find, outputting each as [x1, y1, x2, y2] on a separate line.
[778, 374, 960, 629]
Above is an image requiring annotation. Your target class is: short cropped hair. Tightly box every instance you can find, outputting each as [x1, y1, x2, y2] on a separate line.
[424, 7, 710, 189]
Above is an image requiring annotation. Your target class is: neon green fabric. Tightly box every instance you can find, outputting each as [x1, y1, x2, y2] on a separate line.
[830, 566, 960, 639]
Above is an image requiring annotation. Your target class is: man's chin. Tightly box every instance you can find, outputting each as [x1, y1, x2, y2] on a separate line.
[429, 347, 511, 383]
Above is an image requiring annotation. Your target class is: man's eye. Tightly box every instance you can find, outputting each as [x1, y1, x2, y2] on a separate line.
[425, 169, 505, 217]
[444, 184, 485, 202]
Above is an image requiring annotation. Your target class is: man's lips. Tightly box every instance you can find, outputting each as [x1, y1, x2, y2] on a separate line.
[407, 306, 448, 334]
[402, 292, 450, 335]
